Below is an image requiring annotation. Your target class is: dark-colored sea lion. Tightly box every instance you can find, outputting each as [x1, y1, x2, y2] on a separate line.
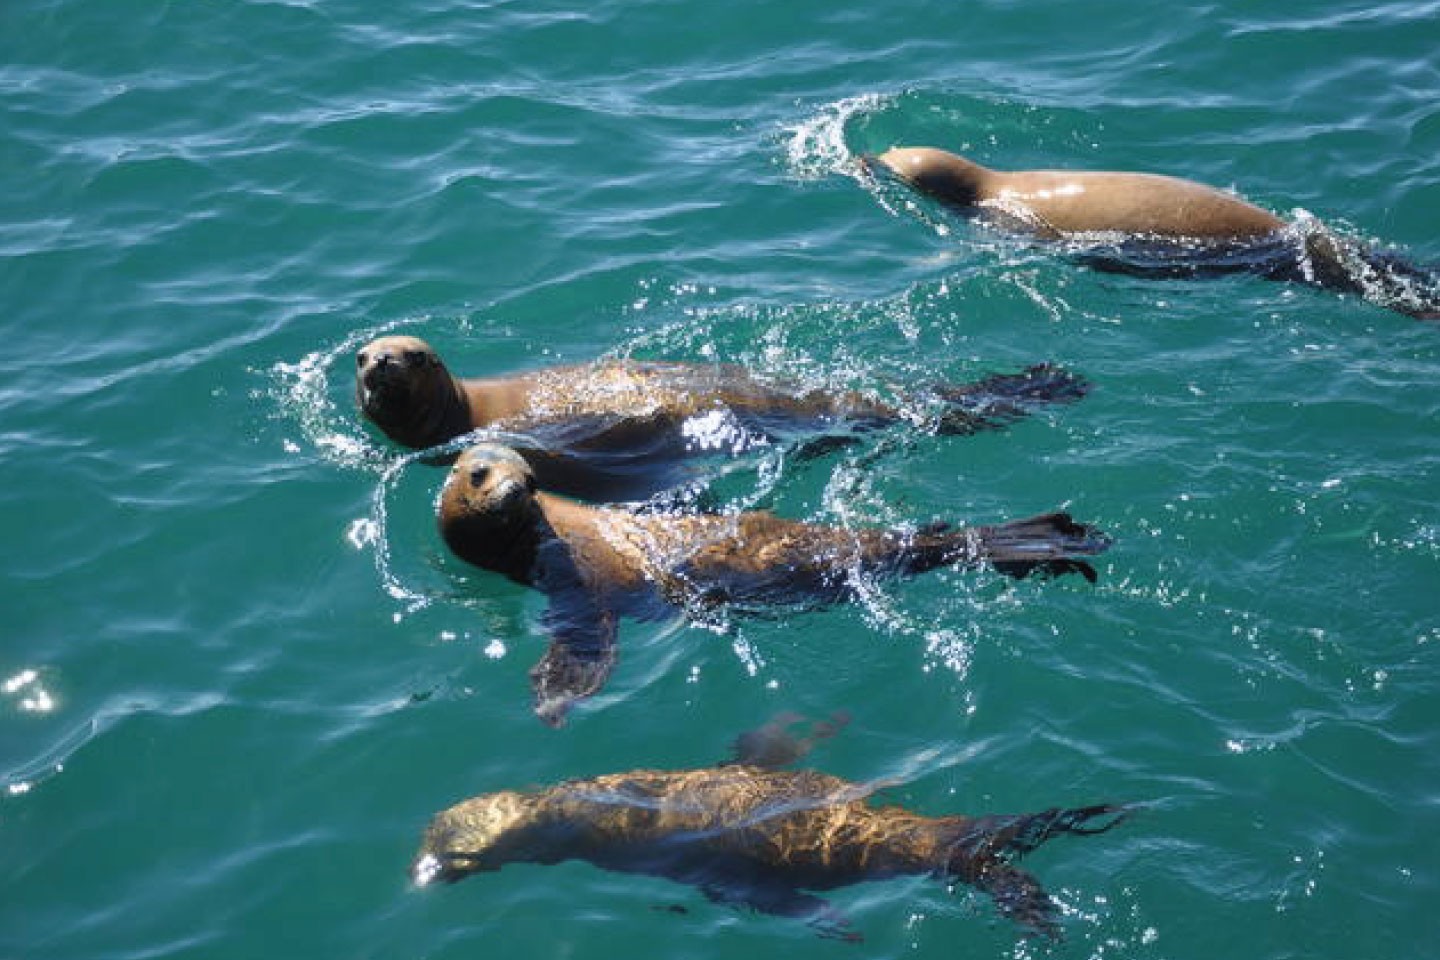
[357, 334, 1091, 499]
[438, 443, 1111, 725]
[869, 147, 1440, 320]
[412, 713, 1130, 940]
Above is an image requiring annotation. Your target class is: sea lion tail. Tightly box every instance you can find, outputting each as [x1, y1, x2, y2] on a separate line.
[964, 511, 1112, 582]
[943, 803, 1130, 939]
[931, 364, 1089, 435]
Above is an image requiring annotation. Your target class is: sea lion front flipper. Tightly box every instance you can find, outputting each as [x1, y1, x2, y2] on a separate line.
[931, 364, 1090, 436]
[789, 433, 864, 461]
[728, 710, 851, 769]
[529, 593, 618, 728]
[700, 880, 862, 943]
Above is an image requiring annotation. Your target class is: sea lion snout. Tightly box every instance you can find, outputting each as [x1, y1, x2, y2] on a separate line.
[411, 849, 493, 886]
[414, 792, 529, 884]
[356, 335, 440, 390]
[411, 852, 446, 886]
[356, 334, 452, 424]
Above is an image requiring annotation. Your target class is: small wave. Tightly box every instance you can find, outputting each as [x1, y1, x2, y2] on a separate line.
[778, 92, 891, 182]
[268, 319, 419, 473]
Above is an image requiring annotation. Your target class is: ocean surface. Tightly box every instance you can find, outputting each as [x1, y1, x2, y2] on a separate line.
[3, 0, 1438, 957]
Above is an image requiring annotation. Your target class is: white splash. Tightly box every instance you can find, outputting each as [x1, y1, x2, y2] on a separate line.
[269, 319, 418, 472]
[345, 518, 379, 550]
[412, 853, 443, 887]
[680, 408, 765, 453]
[4, 668, 56, 714]
[779, 93, 888, 181]
[2, 669, 38, 694]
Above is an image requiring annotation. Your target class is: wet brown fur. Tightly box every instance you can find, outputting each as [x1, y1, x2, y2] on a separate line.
[357, 335, 1091, 498]
[413, 717, 1128, 939]
[437, 444, 1109, 724]
[357, 334, 893, 447]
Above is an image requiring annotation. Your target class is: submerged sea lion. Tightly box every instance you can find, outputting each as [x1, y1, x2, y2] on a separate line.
[413, 713, 1130, 940]
[869, 147, 1440, 320]
[357, 334, 1091, 499]
[438, 443, 1111, 725]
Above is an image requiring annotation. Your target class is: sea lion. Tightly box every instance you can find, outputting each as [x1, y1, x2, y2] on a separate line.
[357, 334, 1091, 499]
[412, 712, 1130, 941]
[869, 146, 1440, 320]
[438, 443, 1111, 725]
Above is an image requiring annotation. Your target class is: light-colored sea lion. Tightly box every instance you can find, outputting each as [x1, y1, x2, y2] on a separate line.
[873, 146, 1285, 240]
[357, 334, 1091, 499]
[413, 713, 1130, 941]
[869, 146, 1440, 320]
[438, 443, 1111, 725]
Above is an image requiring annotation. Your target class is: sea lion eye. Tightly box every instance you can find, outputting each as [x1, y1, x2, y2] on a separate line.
[356, 351, 368, 366]
[469, 465, 490, 487]
[404, 349, 427, 366]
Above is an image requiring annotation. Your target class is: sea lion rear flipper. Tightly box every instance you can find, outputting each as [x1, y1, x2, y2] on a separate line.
[529, 599, 618, 728]
[971, 862, 1062, 940]
[972, 511, 1112, 583]
[946, 803, 1130, 939]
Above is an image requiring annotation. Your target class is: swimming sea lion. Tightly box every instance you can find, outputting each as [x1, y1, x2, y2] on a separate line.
[869, 147, 1440, 320]
[412, 712, 1130, 940]
[873, 146, 1286, 240]
[438, 443, 1111, 725]
[357, 334, 1091, 499]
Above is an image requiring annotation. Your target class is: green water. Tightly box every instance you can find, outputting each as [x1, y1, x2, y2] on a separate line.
[3, 1, 1438, 957]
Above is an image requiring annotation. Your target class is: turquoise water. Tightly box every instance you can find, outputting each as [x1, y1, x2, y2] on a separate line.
[4, 0, 1439, 956]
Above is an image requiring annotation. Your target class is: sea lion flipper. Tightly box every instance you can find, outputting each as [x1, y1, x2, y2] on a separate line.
[728, 710, 851, 769]
[945, 803, 1130, 939]
[529, 601, 618, 728]
[971, 862, 1062, 940]
[701, 880, 861, 942]
[932, 364, 1090, 436]
[972, 511, 1112, 582]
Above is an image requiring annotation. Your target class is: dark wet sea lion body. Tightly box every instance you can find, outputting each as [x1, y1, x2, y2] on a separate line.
[413, 716, 1129, 940]
[357, 335, 1091, 499]
[438, 443, 1111, 724]
[871, 147, 1440, 320]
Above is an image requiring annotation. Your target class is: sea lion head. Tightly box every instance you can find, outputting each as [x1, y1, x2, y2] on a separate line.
[412, 791, 533, 885]
[871, 147, 986, 208]
[356, 335, 468, 448]
[438, 443, 542, 576]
